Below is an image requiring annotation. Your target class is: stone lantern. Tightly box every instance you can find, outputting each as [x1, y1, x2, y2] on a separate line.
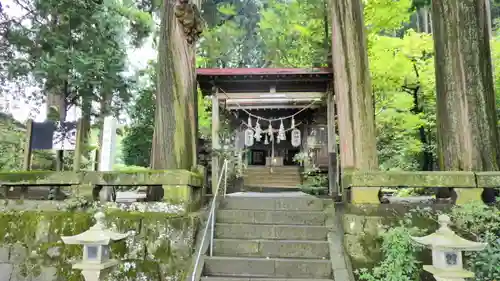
[410, 214, 487, 281]
[61, 212, 129, 281]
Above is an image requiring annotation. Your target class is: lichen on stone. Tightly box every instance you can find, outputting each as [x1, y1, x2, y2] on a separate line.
[0, 207, 199, 280]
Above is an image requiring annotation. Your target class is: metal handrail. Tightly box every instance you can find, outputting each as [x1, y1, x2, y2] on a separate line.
[191, 159, 229, 281]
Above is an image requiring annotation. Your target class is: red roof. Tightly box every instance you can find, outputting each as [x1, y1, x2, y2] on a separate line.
[196, 68, 332, 76]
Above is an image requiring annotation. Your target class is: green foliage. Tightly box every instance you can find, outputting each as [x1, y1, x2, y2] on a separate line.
[258, 0, 328, 67]
[357, 222, 422, 281]
[449, 202, 500, 281]
[359, 203, 500, 281]
[122, 62, 155, 167]
[0, 114, 25, 171]
[364, 0, 413, 34]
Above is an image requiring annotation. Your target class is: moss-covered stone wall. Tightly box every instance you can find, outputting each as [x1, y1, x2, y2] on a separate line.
[0, 209, 199, 281]
[341, 204, 450, 272]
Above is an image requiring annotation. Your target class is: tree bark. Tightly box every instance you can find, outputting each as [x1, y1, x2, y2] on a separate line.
[329, 0, 378, 172]
[432, 0, 500, 200]
[151, 0, 197, 170]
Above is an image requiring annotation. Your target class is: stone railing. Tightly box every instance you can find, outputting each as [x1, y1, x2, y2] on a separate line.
[342, 171, 500, 204]
[0, 170, 204, 209]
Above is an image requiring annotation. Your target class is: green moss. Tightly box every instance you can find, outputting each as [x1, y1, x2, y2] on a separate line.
[0, 169, 203, 186]
[0, 210, 199, 279]
[0, 171, 78, 184]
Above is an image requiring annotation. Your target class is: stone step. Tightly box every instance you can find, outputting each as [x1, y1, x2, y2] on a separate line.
[246, 167, 300, 172]
[242, 186, 301, 192]
[243, 179, 301, 184]
[215, 223, 328, 240]
[243, 172, 300, 178]
[216, 210, 325, 225]
[201, 277, 333, 281]
[220, 196, 325, 211]
[244, 182, 299, 188]
[243, 180, 301, 186]
[245, 171, 300, 175]
[213, 239, 329, 259]
[203, 256, 332, 278]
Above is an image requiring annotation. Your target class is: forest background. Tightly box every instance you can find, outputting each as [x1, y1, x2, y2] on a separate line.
[0, 0, 499, 173]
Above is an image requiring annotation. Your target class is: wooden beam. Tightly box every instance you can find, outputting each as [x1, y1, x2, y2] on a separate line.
[217, 92, 325, 100]
[226, 104, 322, 110]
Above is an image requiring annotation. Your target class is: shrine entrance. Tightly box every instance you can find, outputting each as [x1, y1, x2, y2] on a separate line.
[197, 68, 337, 193]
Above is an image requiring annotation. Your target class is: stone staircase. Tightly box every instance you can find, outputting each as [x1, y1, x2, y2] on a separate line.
[200, 193, 334, 281]
[243, 166, 302, 189]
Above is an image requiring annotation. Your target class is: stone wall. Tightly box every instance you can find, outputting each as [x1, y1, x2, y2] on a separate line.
[341, 204, 450, 272]
[0, 207, 199, 281]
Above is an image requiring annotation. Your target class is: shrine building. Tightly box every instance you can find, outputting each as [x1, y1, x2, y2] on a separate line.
[197, 68, 338, 195]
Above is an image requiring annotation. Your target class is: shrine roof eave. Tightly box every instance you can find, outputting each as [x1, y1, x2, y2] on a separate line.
[197, 67, 332, 76]
[197, 67, 333, 95]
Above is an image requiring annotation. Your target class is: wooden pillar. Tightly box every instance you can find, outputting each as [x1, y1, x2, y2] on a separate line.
[211, 93, 220, 193]
[327, 90, 338, 197]
[23, 119, 33, 170]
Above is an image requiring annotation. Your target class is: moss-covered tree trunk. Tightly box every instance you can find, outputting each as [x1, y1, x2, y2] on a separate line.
[432, 0, 500, 200]
[329, 0, 378, 172]
[151, 0, 197, 170]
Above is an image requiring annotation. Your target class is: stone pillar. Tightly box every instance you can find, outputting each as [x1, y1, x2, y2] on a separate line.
[330, 0, 379, 202]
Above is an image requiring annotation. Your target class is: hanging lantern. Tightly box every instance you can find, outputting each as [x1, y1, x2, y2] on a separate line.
[290, 116, 295, 129]
[268, 122, 273, 136]
[244, 128, 254, 146]
[264, 134, 269, 145]
[248, 116, 253, 129]
[278, 119, 286, 141]
[291, 128, 301, 147]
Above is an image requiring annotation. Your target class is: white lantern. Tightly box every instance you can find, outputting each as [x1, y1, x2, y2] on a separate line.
[411, 214, 487, 281]
[244, 128, 254, 147]
[61, 212, 130, 281]
[291, 129, 301, 147]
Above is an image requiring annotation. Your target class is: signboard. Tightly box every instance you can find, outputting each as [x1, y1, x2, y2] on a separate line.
[31, 121, 77, 150]
[99, 116, 117, 172]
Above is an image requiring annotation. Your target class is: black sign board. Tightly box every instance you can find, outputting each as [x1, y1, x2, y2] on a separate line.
[31, 121, 77, 150]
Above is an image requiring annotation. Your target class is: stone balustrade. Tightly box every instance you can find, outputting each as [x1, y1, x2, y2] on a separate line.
[342, 171, 500, 204]
[0, 169, 204, 210]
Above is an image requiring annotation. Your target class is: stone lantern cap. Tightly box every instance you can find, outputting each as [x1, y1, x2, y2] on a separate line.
[61, 212, 129, 245]
[411, 214, 487, 250]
